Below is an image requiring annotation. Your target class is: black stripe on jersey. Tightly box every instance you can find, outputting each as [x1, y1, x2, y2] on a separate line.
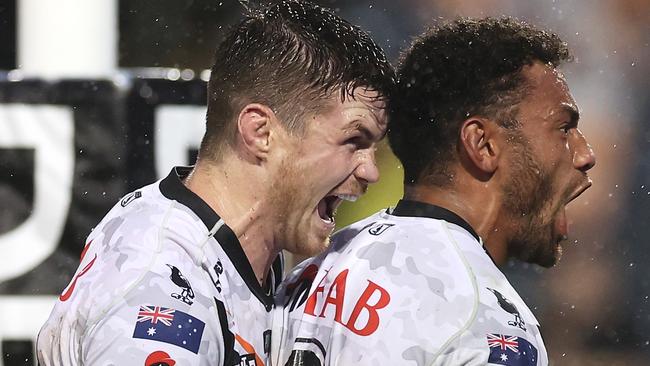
[160, 167, 221, 228]
[215, 297, 238, 366]
[160, 166, 279, 309]
[391, 199, 498, 265]
[391, 199, 481, 242]
[271, 251, 285, 292]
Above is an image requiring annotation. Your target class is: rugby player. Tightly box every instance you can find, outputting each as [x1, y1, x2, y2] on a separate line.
[37, 1, 393, 365]
[274, 17, 595, 366]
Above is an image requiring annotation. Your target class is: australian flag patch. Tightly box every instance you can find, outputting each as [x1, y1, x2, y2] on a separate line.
[487, 333, 538, 365]
[133, 305, 205, 354]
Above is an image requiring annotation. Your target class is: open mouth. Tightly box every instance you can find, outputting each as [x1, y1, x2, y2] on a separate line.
[555, 179, 593, 242]
[316, 194, 359, 224]
[566, 180, 593, 205]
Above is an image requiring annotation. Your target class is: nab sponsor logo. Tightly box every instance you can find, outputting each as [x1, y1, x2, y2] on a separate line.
[303, 268, 391, 336]
[285, 264, 319, 312]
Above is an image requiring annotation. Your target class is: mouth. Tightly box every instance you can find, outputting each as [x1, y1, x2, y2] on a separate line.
[566, 179, 593, 205]
[316, 193, 359, 226]
[554, 179, 593, 242]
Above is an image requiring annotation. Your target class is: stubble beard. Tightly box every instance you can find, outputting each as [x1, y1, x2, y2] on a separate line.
[501, 130, 561, 268]
[268, 156, 331, 257]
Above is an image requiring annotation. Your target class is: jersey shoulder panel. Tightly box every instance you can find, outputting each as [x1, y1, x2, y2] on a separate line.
[38, 180, 232, 366]
[81, 250, 227, 365]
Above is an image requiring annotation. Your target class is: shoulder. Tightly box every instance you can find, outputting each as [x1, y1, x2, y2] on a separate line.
[278, 213, 484, 359]
[89, 181, 210, 260]
[59, 181, 215, 324]
[41, 232, 228, 365]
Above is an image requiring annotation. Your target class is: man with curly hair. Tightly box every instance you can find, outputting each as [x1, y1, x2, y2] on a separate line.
[274, 17, 595, 365]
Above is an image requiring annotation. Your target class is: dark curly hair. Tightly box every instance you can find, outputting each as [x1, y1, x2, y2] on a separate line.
[201, 0, 395, 161]
[388, 17, 571, 186]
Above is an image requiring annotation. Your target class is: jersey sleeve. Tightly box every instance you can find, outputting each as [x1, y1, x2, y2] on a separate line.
[80, 251, 228, 366]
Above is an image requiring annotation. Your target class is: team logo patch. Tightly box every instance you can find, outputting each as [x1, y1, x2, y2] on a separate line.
[487, 334, 538, 366]
[487, 288, 526, 331]
[121, 191, 142, 207]
[167, 264, 195, 305]
[368, 223, 394, 236]
[145, 350, 176, 366]
[133, 305, 205, 354]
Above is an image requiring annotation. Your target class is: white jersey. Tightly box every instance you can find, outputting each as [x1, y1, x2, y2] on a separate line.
[273, 200, 547, 366]
[38, 167, 282, 366]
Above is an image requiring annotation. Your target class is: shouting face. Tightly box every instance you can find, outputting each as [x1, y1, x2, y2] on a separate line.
[270, 88, 387, 256]
[501, 62, 596, 267]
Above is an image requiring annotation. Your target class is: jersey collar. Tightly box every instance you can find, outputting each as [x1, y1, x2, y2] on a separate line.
[391, 199, 498, 265]
[159, 166, 279, 309]
[391, 199, 481, 242]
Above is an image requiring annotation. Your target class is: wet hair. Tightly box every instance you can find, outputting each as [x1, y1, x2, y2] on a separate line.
[200, 0, 395, 161]
[388, 17, 571, 186]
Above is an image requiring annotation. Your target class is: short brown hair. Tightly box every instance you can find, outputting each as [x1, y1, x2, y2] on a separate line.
[200, 0, 395, 161]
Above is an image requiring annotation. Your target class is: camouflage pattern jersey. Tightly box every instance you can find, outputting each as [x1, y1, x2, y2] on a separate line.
[272, 200, 548, 366]
[38, 166, 282, 366]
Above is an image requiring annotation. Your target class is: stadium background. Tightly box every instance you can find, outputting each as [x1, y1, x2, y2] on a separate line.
[0, 0, 647, 364]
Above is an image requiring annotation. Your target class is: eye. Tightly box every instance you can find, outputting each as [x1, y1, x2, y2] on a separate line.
[560, 125, 571, 135]
[345, 136, 362, 145]
[345, 135, 370, 150]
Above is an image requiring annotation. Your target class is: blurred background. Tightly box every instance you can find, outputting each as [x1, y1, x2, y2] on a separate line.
[0, 0, 647, 365]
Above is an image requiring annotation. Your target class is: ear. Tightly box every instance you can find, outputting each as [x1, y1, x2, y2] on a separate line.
[237, 103, 274, 160]
[459, 117, 499, 174]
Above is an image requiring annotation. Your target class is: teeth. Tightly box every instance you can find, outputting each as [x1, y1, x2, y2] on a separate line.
[336, 194, 358, 202]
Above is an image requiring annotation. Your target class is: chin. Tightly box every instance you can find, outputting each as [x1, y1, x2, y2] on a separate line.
[291, 235, 331, 257]
[533, 252, 559, 268]
[521, 241, 561, 268]
[509, 232, 562, 268]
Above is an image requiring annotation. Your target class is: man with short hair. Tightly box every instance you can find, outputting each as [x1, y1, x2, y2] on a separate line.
[37, 1, 394, 365]
[274, 17, 595, 366]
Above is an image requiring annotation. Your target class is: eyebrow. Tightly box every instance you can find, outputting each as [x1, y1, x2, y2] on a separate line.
[344, 120, 385, 141]
[561, 104, 580, 125]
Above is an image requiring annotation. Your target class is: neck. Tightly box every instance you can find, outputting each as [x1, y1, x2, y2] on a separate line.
[403, 181, 510, 265]
[184, 158, 280, 285]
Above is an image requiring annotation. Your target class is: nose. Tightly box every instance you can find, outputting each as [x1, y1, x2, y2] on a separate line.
[572, 129, 596, 172]
[354, 148, 380, 185]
